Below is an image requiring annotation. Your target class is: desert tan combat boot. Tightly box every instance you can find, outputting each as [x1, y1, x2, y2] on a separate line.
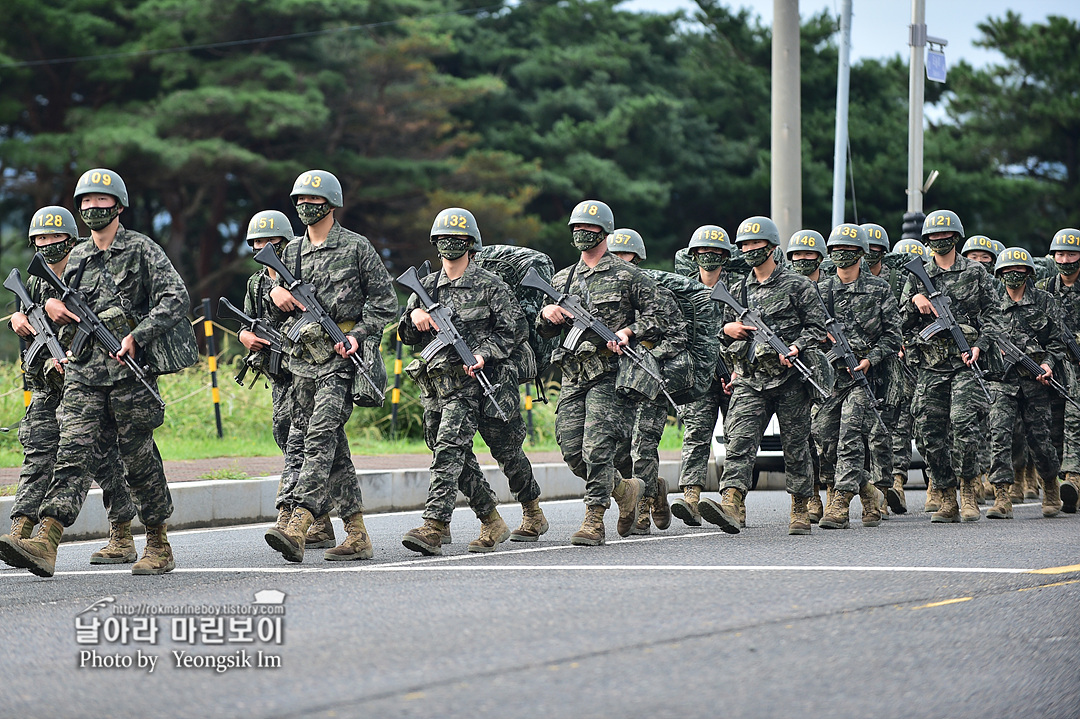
[819, 490, 853, 529]
[980, 474, 994, 505]
[698, 488, 742, 534]
[611, 477, 646, 537]
[671, 486, 702, 527]
[324, 512, 373, 561]
[272, 505, 291, 532]
[1009, 476, 1025, 503]
[468, 509, 511, 553]
[632, 496, 652, 535]
[0, 516, 63, 576]
[825, 483, 836, 509]
[305, 513, 337, 549]
[132, 525, 176, 575]
[265, 507, 314, 563]
[9, 515, 34, 541]
[90, 521, 138, 564]
[930, 486, 960, 523]
[570, 504, 606, 546]
[859, 484, 883, 527]
[402, 518, 447, 556]
[1041, 475, 1062, 518]
[807, 482, 824, 523]
[924, 484, 942, 513]
[1025, 465, 1040, 500]
[652, 477, 672, 530]
[789, 495, 812, 535]
[986, 484, 1014, 519]
[510, 499, 548, 542]
[959, 478, 981, 522]
[1061, 472, 1080, 514]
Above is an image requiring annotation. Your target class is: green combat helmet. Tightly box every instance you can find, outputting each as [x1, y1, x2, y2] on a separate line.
[961, 235, 1004, 260]
[290, 170, 343, 207]
[607, 228, 646, 262]
[995, 246, 1036, 289]
[688, 225, 734, 253]
[921, 209, 964, 255]
[861, 223, 890, 250]
[786, 230, 827, 259]
[567, 200, 615, 233]
[246, 210, 294, 258]
[430, 207, 481, 259]
[1049, 228, 1080, 254]
[734, 216, 780, 247]
[74, 168, 129, 207]
[29, 206, 80, 264]
[894, 238, 927, 257]
[828, 223, 869, 252]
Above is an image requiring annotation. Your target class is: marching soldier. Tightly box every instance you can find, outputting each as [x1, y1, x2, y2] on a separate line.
[705, 216, 828, 535]
[537, 200, 667, 545]
[900, 209, 1001, 524]
[812, 224, 902, 529]
[399, 208, 526, 554]
[265, 170, 396, 562]
[960, 235, 1004, 272]
[0, 169, 193, 577]
[4, 207, 137, 566]
[671, 225, 735, 527]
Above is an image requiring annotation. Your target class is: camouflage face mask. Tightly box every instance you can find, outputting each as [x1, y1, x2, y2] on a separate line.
[1056, 260, 1080, 276]
[790, 258, 822, 276]
[925, 237, 957, 254]
[741, 246, 771, 268]
[1001, 271, 1028, 289]
[693, 252, 727, 272]
[865, 248, 885, 265]
[434, 236, 471, 260]
[830, 249, 862, 269]
[79, 205, 121, 231]
[37, 235, 78, 264]
[571, 229, 605, 252]
[296, 202, 333, 226]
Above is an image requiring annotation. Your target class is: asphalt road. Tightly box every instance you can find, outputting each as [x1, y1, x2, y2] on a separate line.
[1, 489, 1078, 719]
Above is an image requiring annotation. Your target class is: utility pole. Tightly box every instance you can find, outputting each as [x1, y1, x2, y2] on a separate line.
[772, 0, 801, 247]
[830, 0, 853, 229]
[906, 0, 926, 228]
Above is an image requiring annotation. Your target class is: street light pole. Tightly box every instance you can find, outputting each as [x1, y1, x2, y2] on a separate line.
[772, 0, 801, 248]
[830, 0, 853, 229]
[902, 0, 927, 238]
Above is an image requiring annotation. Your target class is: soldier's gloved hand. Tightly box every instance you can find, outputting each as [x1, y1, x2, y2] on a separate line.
[723, 321, 757, 339]
[1038, 363, 1053, 386]
[270, 287, 305, 312]
[541, 305, 574, 325]
[335, 335, 359, 358]
[411, 308, 440, 332]
[44, 297, 79, 325]
[239, 329, 269, 351]
[962, 346, 981, 366]
[10, 312, 35, 337]
[465, 354, 485, 378]
[114, 334, 138, 362]
[912, 293, 937, 316]
[607, 328, 633, 355]
[779, 344, 799, 368]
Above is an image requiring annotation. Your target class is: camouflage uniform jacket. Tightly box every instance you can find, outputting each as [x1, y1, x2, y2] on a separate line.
[900, 254, 1002, 371]
[61, 225, 190, 386]
[637, 267, 689, 361]
[11, 274, 66, 392]
[817, 270, 903, 387]
[1036, 274, 1080, 358]
[242, 268, 289, 378]
[537, 252, 666, 383]
[719, 263, 828, 391]
[399, 262, 521, 402]
[996, 285, 1067, 380]
[269, 221, 396, 379]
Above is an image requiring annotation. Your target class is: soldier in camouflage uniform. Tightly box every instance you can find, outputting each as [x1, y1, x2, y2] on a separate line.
[671, 225, 735, 527]
[538, 200, 667, 545]
[812, 224, 902, 529]
[900, 210, 1002, 524]
[1036, 228, 1080, 514]
[0, 169, 193, 578]
[607, 228, 688, 534]
[985, 248, 1068, 519]
[399, 208, 524, 555]
[5, 206, 137, 566]
[265, 170, 396, 562]
[706, 216, 828, 535]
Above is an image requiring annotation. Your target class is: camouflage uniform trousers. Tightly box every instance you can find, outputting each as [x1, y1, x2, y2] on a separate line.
[812, 380, 879, 494]
[869, 404, 899, 489]
[721, 374, 813, 497]
[1051, 363, 1079, 475]
[912, 368, 990, 489]
[614, 396, 668, 499]
[283, 372, 363, 519]
[39, 379, 170, 528]
[989, 377, 1059, 485]
[269, 377, 303, 509]
[555, 373, 635, 507]
[677, 380, 728, 489]
[12, 387, 136, 525]
[421, 392, 499, 524]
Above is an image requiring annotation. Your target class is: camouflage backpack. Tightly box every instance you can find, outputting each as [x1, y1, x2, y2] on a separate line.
[642, 269, 723, 405]
[474, 244, 558, 385]
[674, 246, 756, 280]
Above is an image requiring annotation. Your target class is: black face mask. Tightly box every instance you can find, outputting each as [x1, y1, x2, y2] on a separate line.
[80, 205, 121, 231]
[296, 202, 332, 226]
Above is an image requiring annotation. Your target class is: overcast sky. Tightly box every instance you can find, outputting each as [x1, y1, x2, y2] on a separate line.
[621, 0, 1080, 68]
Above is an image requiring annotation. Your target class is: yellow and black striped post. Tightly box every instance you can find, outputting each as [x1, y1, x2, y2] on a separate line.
[16, 300, 30, 409]
[202, 297, 223, 438]
[390, 330, 404, 439]
[524, 381, 535, 444]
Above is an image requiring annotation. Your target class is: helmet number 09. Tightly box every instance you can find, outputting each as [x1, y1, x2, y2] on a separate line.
[88, 172, 112, 186]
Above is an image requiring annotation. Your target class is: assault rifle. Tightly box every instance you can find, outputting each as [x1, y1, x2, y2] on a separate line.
[997, 336, 1080, 410]
[216, 297, 284, 386]
[1060, 330, 1080, 365]
[253, 244, 384, 403]
[520, 267, 677, 408]
[27, 253, 164, 408]
[395, 266, 508, 421]
[812, 290, 887, 431]
[709, 281, 829, 399]
[903, 257, 993, 403]
[4, 268, 67, 368]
